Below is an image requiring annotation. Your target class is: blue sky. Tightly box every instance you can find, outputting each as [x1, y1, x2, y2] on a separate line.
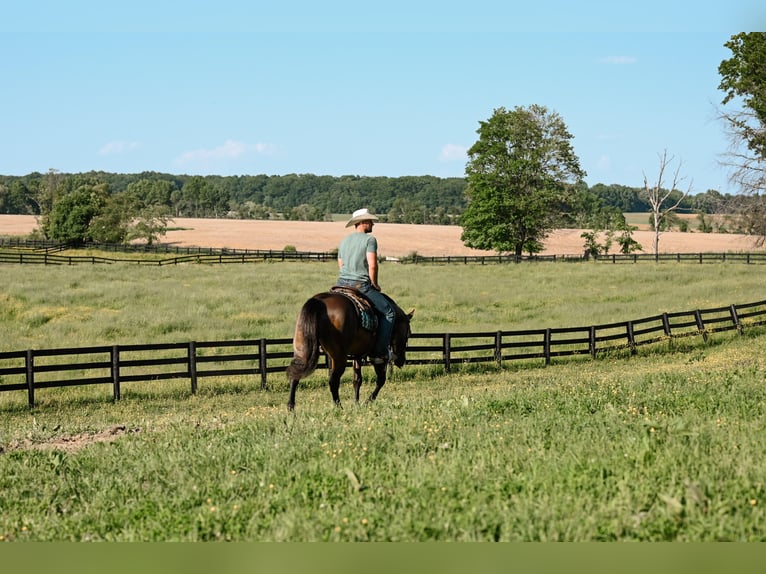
[2, 2, 764, 194]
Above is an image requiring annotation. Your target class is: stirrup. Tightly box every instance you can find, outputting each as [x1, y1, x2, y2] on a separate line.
[370, 348, 393, 365]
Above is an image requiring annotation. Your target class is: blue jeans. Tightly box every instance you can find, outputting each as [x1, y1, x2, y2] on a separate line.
[337, 278, 395, 357]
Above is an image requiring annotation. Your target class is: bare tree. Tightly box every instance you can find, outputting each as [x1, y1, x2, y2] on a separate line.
[717, 107, 766, 246]
[643, 150, 692, 257]
[718, 107, 766, 196]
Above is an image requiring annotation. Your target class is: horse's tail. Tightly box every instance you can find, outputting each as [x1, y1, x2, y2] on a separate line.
[286, 297, 323, 382]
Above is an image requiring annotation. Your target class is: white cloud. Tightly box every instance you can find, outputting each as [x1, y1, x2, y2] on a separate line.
[438, 143, 468, 162]
[98, 140, 140, 155]
[596, 155, 611, 171]
[175, 139, 276, 166]
[600, 56, 637, 65]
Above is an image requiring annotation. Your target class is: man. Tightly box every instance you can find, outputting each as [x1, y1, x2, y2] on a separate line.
[336, 208, 395, 364]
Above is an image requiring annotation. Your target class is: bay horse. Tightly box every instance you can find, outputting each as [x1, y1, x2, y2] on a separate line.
[286, 290, 413, 411]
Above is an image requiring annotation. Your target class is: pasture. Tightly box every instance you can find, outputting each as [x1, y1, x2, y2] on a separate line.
[1, 261, 765, 541]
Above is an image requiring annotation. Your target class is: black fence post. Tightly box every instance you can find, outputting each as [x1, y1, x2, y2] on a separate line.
[188, 342, 198, 394]
[662, 313, 671, 337]
[544, 329, 551, 365]
[589, 325, 597, 358]
[626, 322, 636, 354]
[730, 304, 743, 335]
[694, 310, 708, 343]
[443, 334, 451, 373]
[111, 345, 121, 401]
[259, 338, 268, 389]
[495, 331, 502, 367]
[26, 349, 35, 408]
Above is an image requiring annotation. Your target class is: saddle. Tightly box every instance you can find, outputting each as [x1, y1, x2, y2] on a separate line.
[331, 286, 379, 333]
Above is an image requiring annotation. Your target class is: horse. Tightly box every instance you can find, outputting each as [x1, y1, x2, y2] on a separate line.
[286, 290, 414, 411]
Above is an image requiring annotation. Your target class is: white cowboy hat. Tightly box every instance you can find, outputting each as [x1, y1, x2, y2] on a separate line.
[345, 208, 380, 228]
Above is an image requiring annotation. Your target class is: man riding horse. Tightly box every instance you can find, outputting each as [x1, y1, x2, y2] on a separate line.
[286, 208, 413, 410]
[335, 208, 395, 364]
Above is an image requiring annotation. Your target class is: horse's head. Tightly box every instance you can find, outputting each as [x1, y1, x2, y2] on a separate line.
[390, 307, 414, 368]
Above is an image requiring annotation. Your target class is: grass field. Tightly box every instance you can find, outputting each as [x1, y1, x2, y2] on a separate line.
[2, 260, 764, 351]
[1, 260, 765, 541]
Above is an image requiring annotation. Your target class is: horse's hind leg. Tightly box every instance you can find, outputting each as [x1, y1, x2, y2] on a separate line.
[367, 362, 388, 402]
[352, 359, 363, 403]
[328, 355, 345, 407]
[287, 379, 299, 411]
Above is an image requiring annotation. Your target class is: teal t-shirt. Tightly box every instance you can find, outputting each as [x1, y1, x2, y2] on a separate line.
[338, 232, 378, 283]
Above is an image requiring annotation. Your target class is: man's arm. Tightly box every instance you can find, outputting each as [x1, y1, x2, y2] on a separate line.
[367, 251, 380, 289]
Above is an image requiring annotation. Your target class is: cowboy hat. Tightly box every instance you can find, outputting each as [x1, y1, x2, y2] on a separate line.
[345, 208, 379, 227]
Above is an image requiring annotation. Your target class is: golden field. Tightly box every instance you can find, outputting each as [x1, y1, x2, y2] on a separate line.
[1, 214, 763, 258]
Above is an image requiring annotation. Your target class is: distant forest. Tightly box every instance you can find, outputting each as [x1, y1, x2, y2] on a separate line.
[0, 170, 738, 226]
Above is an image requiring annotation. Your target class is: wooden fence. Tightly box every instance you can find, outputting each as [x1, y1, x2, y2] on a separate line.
[3, 238, 766, 266]
[3, 249, 766, 267]
[0, 248, 333, 266]
[405, 252, 766, 264]
[2, 300, 765, 408]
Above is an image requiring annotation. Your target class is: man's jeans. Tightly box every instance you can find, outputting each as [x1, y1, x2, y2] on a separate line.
[336, 278, 395, 357]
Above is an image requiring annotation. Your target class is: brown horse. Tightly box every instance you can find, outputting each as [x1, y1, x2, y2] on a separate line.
[286, 291, 413, 410]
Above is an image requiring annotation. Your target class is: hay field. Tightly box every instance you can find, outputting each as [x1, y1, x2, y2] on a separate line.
[1, 214, 763, 258]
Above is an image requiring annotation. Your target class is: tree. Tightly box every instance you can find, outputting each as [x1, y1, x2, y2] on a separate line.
[285, 203, 325, 221]
[29, 168, 64, 217]
[125, 178, 176, 209]
[45, 183, 109, 245]
[126, 205, 170, 246]
[718, 32, 766, 245]
[0, 181, 35, 214]
[460, 105, 586, 256]
[642, 150, 692, 256]
[615, 223, 642, 254]
[89, 192, 131, 244]
[387, 197, 427, 224]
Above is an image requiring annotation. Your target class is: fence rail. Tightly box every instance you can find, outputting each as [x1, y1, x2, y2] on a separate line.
[0, 249, 334, 266]
[3, 238, 766, 265]
[405, 252, 766, 264]
[2, 300, 765, 408]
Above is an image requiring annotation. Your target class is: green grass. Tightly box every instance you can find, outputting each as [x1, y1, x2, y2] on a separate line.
[1, 334, 765, 541]
[1, 260, 765, 540]
[1, 260, 763, 351]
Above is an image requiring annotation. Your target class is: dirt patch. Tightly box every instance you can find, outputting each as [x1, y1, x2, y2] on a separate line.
[2, 214, 763, 257]
[2, 425, 140, 454]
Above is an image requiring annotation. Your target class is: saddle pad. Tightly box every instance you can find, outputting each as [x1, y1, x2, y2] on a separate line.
[331, 287, 379, 333]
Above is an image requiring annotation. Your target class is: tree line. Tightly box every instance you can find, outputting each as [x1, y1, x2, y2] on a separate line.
[0, 170, 740, 220]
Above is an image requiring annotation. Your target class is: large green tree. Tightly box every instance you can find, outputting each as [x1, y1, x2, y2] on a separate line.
[719, 32, 766, 165]
[718, 32, 766, 244]
[44, 183, 110, 245]
[460, 105, 586, 256]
